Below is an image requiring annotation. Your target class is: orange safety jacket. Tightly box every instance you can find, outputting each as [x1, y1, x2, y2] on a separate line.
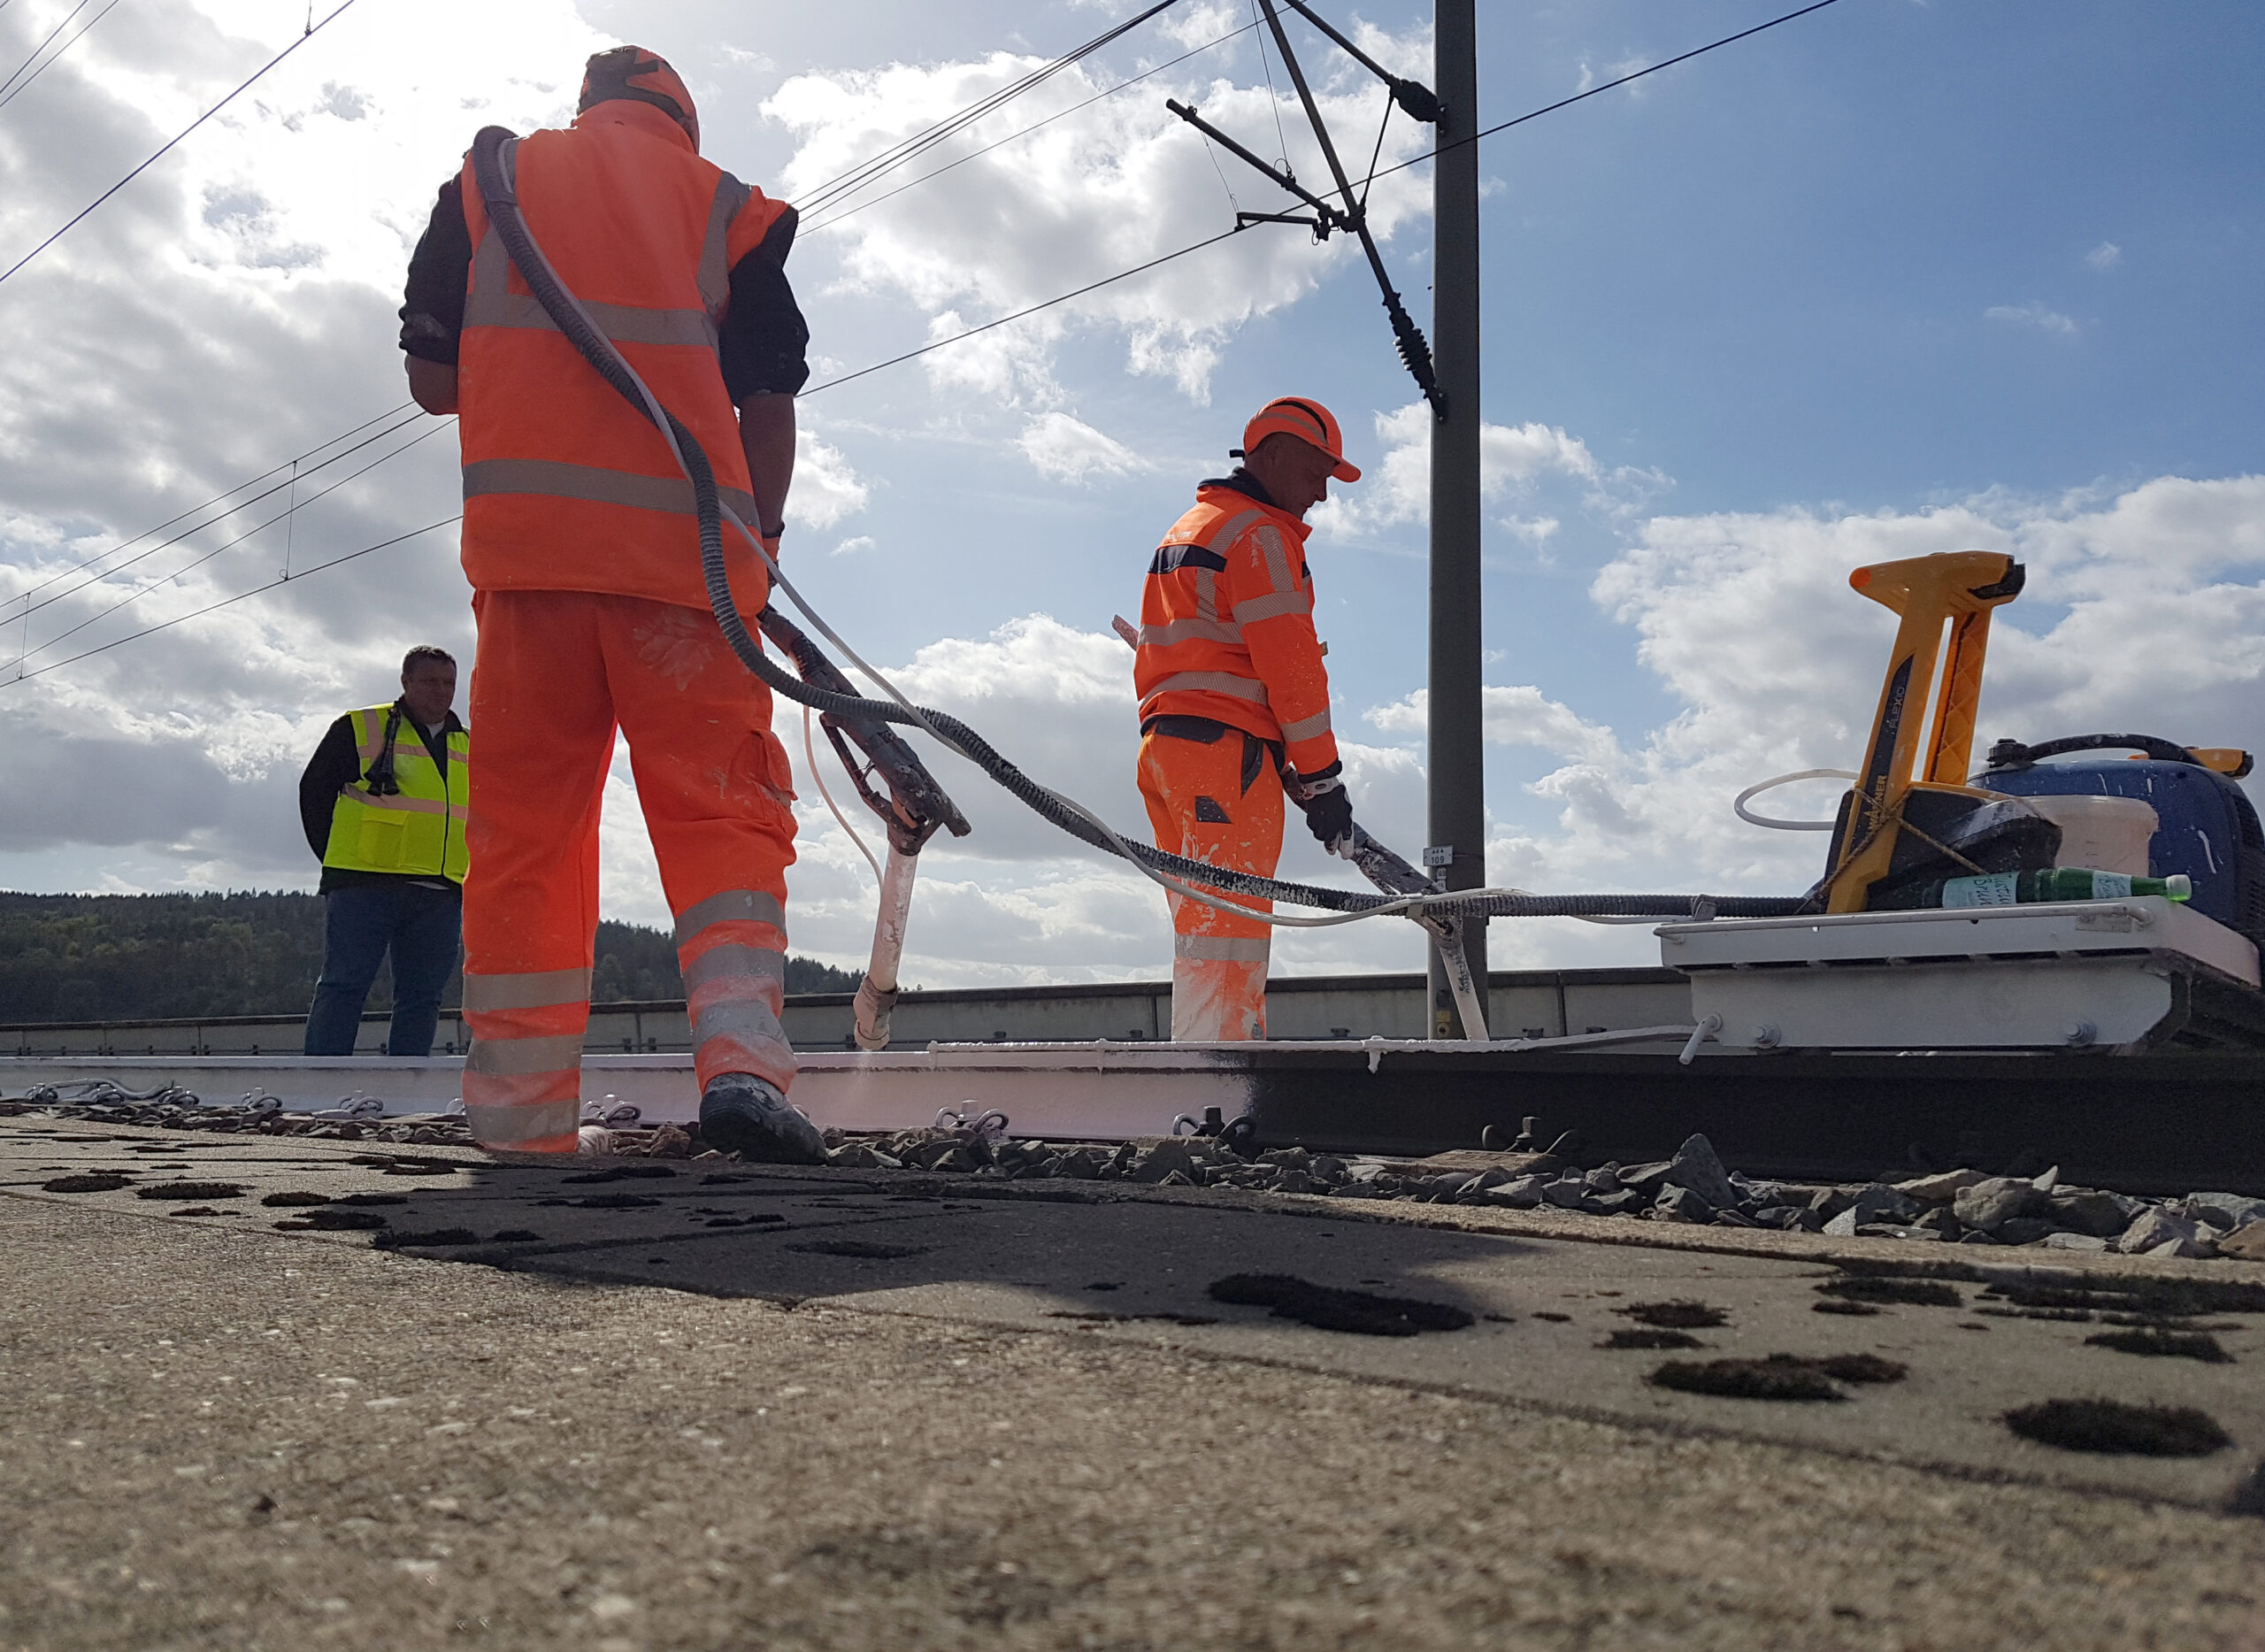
[1134, 480, 1340, 778]
[456, 101, 790, 613]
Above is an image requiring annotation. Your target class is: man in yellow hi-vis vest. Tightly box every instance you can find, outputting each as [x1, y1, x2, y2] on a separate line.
[298, 646, 469, 1056]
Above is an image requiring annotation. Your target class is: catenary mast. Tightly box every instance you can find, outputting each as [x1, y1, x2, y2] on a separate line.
[1426, 0, 1487, 1037]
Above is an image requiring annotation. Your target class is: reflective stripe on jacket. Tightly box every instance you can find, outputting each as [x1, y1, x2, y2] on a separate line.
[322, 704, 470, 883]
[456, 102, 790, 611]
[1133, 483, 1339, 776]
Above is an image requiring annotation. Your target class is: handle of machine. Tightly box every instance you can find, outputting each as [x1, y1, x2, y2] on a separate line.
[1984, 734, 2253, 779]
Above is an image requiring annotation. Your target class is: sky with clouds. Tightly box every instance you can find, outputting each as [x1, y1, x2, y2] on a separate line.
[0, 0, 2259, 988]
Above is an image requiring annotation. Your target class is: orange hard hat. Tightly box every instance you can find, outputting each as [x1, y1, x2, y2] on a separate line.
[579, 45, 698, 148]
[1240, 396, 1360, 482]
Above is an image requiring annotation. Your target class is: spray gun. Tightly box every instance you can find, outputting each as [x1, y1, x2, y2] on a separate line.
[756, 607, 971, 1050]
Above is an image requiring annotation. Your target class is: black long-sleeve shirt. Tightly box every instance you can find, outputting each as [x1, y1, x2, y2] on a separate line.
[300, 703, 467, 895]
[398, 175, 810, 403]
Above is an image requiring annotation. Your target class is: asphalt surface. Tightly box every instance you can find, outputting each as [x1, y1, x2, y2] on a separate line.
[4, 1118, 2263, 1650]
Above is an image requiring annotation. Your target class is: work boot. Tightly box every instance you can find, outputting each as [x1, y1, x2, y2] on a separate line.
[698, 1072, 825, 1165]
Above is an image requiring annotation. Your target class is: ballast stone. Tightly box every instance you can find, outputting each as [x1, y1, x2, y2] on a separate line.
[2184, 1193, 2265, 1231]
[1894, 1168, 1992, 1204]
[1482, 1176, 1545, 1210]
[2049, 1189, 2142, 1238]
[2118, 1207, 2208, 1256]
[1662, 1133, 1739, 1213]
[1954, 1178, 2053, 1233]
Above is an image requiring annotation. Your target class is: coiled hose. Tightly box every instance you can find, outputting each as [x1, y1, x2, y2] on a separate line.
[468, 127, 1804, 924]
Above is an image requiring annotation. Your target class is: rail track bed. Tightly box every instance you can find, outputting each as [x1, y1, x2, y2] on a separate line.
[9, 1033, 2265, 1197]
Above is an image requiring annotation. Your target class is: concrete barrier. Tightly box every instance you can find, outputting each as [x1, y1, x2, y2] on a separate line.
[1, 966, 1689, 1057]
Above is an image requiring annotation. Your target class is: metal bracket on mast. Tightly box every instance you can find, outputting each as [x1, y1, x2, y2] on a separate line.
[1235, 210, 1329, 239]
[1164, 6, 1444, 414]
[1166, 98, 1349, 235]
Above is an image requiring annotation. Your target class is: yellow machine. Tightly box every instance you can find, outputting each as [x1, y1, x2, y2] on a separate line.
[1822, 550, 2029, 913]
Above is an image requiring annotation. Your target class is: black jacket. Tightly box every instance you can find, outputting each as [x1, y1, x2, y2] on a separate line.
[299, 702, 468, 895]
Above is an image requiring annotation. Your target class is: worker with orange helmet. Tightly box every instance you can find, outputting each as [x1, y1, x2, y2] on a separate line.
[1133, 396, 1364, 1041]
[396, 45, 822, 1161]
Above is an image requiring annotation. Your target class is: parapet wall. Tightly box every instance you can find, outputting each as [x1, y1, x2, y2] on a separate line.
[2, 967, 1692, 1057]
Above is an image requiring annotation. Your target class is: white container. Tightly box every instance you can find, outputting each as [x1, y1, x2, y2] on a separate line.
[2020, 794, 2159, 875]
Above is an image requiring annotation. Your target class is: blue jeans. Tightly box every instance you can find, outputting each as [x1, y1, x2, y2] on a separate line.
[303, 883, 463, 1057]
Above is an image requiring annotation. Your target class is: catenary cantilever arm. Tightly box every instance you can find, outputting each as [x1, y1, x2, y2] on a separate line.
[1255, 0, 1441, 410]
[1279, 0, 1441, 122]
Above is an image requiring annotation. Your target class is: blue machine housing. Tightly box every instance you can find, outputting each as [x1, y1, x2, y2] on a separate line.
[1978, 755, 2265, 947]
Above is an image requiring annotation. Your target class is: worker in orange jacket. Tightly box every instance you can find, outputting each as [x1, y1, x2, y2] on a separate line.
[1134, 396, 1364, 1041]
[397, 46, 823, 1161]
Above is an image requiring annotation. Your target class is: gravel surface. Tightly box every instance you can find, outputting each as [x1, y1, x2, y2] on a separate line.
[9, 1087, 2262, 1263]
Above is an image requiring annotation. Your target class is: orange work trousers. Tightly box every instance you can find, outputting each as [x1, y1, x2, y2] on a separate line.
[1137, 720, 1284, 1041]
[460, 590, 799, 1151]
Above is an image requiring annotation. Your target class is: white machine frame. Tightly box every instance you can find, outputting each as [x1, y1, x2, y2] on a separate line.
[1659, 895, 2261, 1054]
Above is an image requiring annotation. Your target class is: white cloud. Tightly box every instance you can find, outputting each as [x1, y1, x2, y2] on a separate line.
[2085, 241, 2122, 271]
[829, 534, 875, 557]
[786, 431, 869, 528]
[1309, 399, 1614, 537]
[1156, 2, 1242, 51]
[1367, 685, 1621, 768]
[1985, 301, 2078, 335]
[1017, 411, 1142, 482]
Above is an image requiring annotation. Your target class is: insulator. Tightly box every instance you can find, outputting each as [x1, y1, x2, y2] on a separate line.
[1392, 79, 1442, 125]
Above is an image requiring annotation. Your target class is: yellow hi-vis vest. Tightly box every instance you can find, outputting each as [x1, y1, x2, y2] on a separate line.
[321, 703, 469, 883]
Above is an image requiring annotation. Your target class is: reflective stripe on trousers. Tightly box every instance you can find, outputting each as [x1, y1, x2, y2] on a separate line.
[1136, 726, 1283, 1043]
[461, 965, 592, 1151]
[676, 889, 795, 1092]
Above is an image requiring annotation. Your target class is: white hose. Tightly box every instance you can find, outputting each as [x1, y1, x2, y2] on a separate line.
[802, 703, 883, 883]
[1733, 768, 1857, 832]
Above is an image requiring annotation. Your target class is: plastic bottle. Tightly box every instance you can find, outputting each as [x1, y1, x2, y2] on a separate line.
[1874, 869, 2192, 911]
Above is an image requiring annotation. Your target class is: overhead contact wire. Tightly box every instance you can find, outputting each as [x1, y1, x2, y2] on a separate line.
[791, 0, 1186, 219]
[8, 517, 460, 682]
[18, 419, 449, 662]
[0, 0, 124, 113]
[1365, 0, 1847, 190]
[801, 21, 1258, 238]
[802, 225, 1248, 396]
[11, 408, 426, 624]
[0, 0, 96, 103]
[0, 0, 360, 287]
[6, 402, 413, 609]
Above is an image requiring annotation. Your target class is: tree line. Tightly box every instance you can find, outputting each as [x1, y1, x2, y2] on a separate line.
[0, 891, 859, 1024]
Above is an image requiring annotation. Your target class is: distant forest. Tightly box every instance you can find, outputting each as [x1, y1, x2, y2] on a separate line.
[0, 892, 859, 1024]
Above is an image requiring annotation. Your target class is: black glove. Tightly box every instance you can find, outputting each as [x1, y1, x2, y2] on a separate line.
[1289, 761, 1355, 855]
